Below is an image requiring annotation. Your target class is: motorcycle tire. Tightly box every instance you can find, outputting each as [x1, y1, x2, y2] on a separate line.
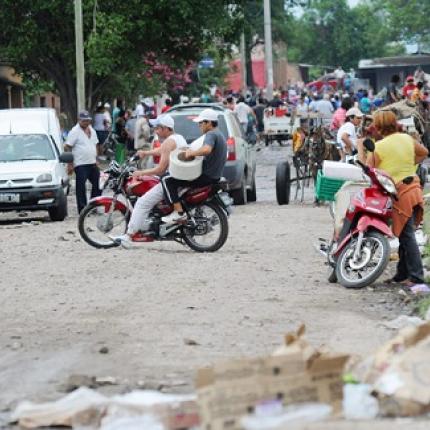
[183, 201, 228, 253]
[335, 231, 390, 289]
[78, 200, 126, 249]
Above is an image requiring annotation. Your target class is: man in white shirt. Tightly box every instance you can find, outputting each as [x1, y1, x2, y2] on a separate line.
[336, 107, 363, 161]
[234, 96, 255, 132]
[111, 114, 187, 247]
[65, 110, 101, 213]
[316, 94, 334, 126]
[334, 66, 346, 90]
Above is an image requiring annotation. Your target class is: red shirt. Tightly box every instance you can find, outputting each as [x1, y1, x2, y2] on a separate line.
[402, 84, 416, 99]
[161, 106, 171, 113]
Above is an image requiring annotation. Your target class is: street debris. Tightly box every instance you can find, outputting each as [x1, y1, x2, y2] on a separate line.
[11, 387, 199, 429]
[342, 384, 379, 420]
[11, 322, 430, 429]
[61, 375, 118, 393]
[99, 346, 109, 354]
[352, 321, 430, 417]
[183, 338, 200, 346]
[195, 324, 348, 430]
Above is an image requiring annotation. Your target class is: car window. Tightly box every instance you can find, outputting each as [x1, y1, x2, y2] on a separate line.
[170, 112, 229, 143]
[0, 134, 56, 162]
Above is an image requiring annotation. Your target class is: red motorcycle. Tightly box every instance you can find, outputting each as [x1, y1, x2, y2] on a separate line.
[320, 140, 397, 288]
[78, 157, 233, 252]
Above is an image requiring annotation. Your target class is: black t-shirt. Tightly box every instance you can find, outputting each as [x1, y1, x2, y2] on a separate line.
[202, 129, 227, 179]
[253, 104, 265, 126]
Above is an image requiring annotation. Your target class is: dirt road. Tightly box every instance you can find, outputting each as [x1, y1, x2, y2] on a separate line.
[0, 146, 406, 410]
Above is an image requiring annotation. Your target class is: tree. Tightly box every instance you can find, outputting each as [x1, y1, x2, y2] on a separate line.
[284, 0, 403, 70]
[377, 0, 430, 51]
[0, 0, 243, 122]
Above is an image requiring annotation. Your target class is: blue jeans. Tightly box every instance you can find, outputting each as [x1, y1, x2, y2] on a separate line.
[74, 164, 101, 213]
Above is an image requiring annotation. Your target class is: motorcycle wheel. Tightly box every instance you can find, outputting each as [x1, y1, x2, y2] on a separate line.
[78, 200, 127, 249]
[336, 231, 390, 289]
[183, 201, 228, 252]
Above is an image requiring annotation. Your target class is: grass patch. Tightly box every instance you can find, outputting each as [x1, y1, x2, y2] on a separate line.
[417, 297, 430, 319]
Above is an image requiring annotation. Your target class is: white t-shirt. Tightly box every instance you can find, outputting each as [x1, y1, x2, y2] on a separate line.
[334, 68, 345, 79]
[296, 102, 308, 116]
[66, 124, 99, 167]
[337, 122, 357, 150]
[135, 104, 144, 117]
[170, 133, 188, 150]
[93, 113, 106, 131]
[234, 102, 252, 124]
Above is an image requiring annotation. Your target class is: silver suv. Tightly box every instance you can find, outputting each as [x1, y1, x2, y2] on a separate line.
[167, 104, 257, 205]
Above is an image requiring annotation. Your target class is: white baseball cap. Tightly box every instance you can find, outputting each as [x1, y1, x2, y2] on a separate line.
[193, 108, 219, 123]
[149, 114, 174, 129]
[346, 107, 363, 118]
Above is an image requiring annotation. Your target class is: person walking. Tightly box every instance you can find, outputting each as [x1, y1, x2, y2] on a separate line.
[235, 96, 255, 133]
[367, 111, 428, 289]
[330, 97, 352, 132]
[65, 110, 101, 214]
[93, 105, 110, 145]
[253, 97, 266, 143]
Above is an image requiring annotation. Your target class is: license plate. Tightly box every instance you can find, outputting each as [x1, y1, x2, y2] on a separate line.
[0, 193, 20, 203]
[220, 192, 233, 207]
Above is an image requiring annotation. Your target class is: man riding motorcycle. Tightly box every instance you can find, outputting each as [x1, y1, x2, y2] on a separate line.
[112, 113, 187, 247]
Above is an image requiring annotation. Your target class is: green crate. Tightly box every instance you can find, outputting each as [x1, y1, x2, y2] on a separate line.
[315, 170, 345, 201]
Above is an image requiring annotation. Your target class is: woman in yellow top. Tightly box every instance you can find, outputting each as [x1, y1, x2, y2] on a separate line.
[366, 110, 428, 289]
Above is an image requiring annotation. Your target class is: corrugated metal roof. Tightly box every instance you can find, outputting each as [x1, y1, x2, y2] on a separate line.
[359, 54, 430, 69]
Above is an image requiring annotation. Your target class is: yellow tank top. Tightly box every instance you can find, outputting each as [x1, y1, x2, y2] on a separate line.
[374, 133, 416, 184]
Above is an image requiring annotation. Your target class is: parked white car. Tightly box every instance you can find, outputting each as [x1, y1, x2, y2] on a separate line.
[0, 108, 73, 221]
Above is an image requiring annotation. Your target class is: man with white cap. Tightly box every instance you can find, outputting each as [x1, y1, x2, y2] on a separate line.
[336, 107, 363, 161]
[161, 108, 227, 224]
[111, 114, 187, 247]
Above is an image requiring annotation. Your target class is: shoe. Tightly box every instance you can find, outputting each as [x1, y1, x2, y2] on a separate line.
[161, 211, 186, 225]
[109, 233, 133, 249]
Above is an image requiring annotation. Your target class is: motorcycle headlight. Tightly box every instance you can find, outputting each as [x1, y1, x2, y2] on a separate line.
[36, 173, 53, 183]
[376, 171, 397, 195]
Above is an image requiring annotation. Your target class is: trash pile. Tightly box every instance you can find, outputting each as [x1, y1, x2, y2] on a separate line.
[10, 322, 430, 429]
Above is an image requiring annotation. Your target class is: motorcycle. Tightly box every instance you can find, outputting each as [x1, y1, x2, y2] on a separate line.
[319, 139, 397, 288]
[78, 156, 233, 252]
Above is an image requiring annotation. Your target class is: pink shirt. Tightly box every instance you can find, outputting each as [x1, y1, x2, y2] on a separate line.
[330, 108, 346, 131]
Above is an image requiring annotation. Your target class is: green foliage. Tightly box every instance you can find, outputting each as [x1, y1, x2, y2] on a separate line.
[0, 0, 243, 120]
[377, 0, 430, 48]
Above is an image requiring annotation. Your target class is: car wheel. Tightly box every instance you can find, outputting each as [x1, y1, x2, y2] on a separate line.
[48, 189, 68, 221]
[230, 176, 248, 205]
[276, 161, 291, 205]
[247, 174, 257, 202]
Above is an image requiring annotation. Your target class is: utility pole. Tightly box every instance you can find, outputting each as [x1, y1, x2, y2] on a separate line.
[264, 0, 274, 100]
[74, 0, 86, 113]
[240, 31, 247, 97]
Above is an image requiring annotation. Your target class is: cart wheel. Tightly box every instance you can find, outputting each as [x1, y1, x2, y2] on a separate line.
[276, 161, 291, 205]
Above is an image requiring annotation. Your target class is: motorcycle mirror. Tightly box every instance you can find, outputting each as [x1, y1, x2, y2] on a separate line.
[363, 138, 375, 153]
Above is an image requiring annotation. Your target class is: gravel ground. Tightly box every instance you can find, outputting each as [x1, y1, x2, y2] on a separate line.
[0, 145, 414, 421]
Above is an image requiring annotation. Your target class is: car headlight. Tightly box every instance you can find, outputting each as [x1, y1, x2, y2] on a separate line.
[36, 173, 53, 183]
[376, 171, 396, 195]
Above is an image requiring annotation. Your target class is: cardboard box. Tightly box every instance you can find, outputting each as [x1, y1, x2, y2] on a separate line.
[196, 326, 349, 430]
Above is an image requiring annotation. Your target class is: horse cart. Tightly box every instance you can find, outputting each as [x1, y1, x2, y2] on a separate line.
[276, 114, 339, 205]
